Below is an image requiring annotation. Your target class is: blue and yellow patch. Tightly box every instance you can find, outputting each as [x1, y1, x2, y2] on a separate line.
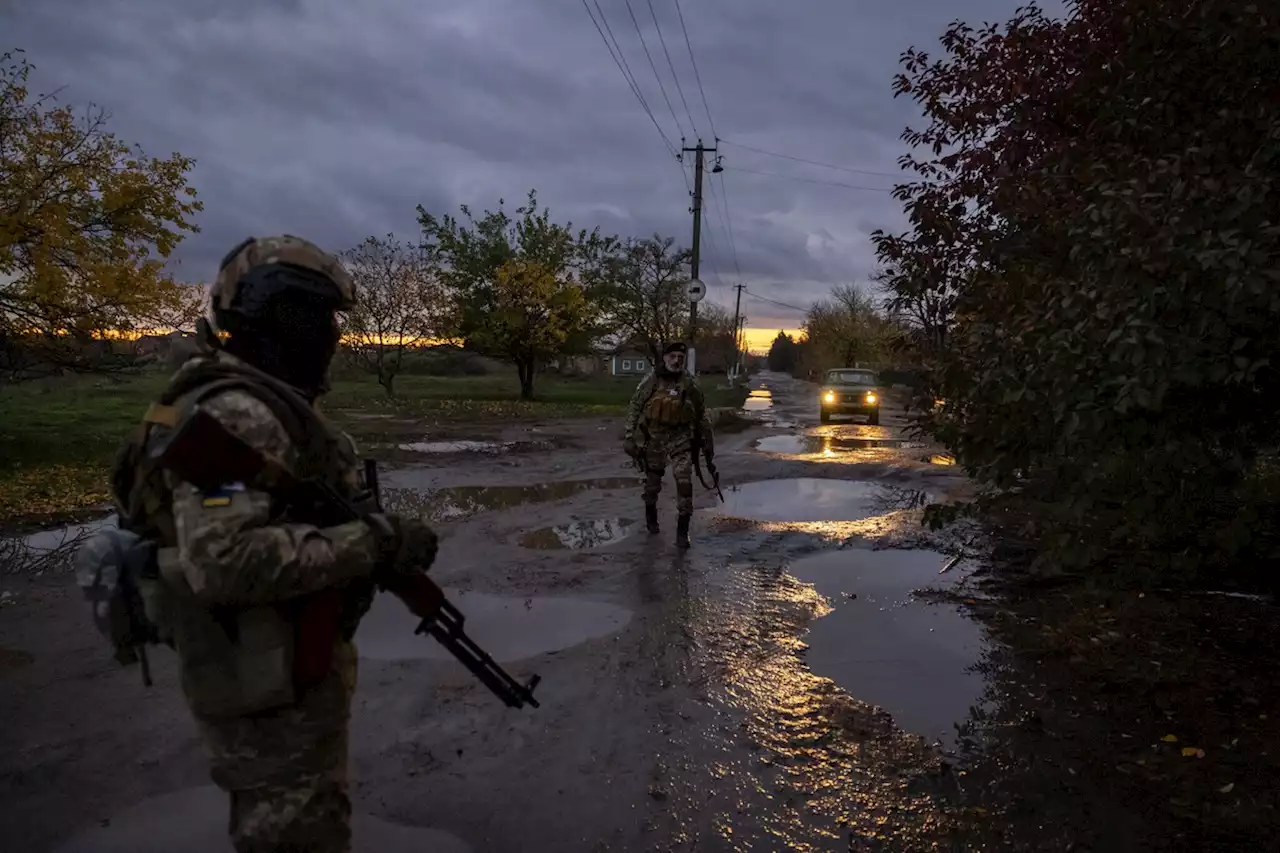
[200, 482, 246, 508]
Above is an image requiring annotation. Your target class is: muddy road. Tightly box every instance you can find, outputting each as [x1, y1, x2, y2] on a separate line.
[2, 371, 992, 852]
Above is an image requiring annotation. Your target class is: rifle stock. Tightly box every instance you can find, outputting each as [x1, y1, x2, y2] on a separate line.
[153, 406, 541, 710]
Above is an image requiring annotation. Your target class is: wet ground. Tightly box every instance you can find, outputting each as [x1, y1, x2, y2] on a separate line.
[6, 371, 1272, 850]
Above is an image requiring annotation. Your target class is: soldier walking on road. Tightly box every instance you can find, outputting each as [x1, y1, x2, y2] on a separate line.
[622, 341, 715, 549]
[106, 236, 438, 853]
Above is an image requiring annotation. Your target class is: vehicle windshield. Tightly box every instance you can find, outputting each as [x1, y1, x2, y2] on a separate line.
[826, 369, 878, 386]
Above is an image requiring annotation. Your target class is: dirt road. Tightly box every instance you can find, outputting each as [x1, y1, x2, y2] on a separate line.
[2, 371, 990, 852]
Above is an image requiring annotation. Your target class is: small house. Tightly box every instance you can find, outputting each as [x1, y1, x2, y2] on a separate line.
[610, 349, 651, 377]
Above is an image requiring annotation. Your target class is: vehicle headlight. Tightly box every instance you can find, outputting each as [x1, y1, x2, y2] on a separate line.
[865, 392, 877, 404]
[823, 391, 835, 403]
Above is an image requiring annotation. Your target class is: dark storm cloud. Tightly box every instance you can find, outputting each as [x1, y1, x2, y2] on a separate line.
[5, 0, 1063, 328]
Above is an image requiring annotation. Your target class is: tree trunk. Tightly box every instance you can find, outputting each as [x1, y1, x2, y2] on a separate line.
[516, 359, 535, 400]
[379, 370, 396, 398]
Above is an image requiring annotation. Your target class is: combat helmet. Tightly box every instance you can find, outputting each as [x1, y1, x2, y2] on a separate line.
[201, 235, 355, 396]
[206, 234, 355, 338]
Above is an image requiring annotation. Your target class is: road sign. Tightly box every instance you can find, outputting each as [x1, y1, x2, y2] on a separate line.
[685, 278, 706, 302]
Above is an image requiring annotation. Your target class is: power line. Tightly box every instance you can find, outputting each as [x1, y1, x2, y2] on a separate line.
[713, 171, 744, 280]
[719, 139, 902, 179]
[673, 0, 717, 141]
[703, 177, 741, 281]
[725, 165, 894, 193]
[744, 288, 812, 313]
[623, 0, 686, 141]
[646, 0, 699, 139]
[582, 0, 677, 156]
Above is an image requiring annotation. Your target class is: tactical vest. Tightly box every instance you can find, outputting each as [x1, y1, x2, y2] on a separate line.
[642, 378, 697, 428]
[105, 355, 376, 719]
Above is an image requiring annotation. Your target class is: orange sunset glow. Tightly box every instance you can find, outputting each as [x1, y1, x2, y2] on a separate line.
[740, 327, 803, 355]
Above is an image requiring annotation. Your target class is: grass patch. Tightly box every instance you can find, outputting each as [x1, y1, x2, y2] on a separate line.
[0, 369, 749, 526]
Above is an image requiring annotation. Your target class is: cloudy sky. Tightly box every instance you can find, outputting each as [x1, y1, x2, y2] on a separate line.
[7, 0, 1063, 349]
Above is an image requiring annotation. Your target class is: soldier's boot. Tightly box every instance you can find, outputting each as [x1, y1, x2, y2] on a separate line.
[675, 514, 691, 549]
[645, 503, 660, 534]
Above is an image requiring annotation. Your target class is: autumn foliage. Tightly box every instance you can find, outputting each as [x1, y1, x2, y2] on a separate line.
[0, 49, 202, 378]
[874, 1, 1280, 578]
[418, 190, 617, 399]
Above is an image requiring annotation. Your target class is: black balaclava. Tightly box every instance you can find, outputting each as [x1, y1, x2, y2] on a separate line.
[217, 262, 344, 399]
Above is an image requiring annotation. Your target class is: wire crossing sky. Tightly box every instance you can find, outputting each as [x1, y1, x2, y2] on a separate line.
[5, 0, 1064, 332]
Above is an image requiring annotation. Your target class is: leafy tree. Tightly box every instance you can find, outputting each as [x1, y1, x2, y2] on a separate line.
[692, 300, 738, 374]
[480, 259, 589, 398]
[872, 1, 1280, 574]
[339, 234, 441, 397]
[0, 50, 202, 380]
[767, 331, 798, 373]
[417, 189, 614, 399]
[599, 234, 690, 363]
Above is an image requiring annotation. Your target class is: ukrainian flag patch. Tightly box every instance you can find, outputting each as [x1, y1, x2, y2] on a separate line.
[200, 482, 245, 508]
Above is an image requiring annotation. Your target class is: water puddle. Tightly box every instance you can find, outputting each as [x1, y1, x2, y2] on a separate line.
[53, 785, 472, 853]
[742, 389, 774, 411]
[756, 434, 909, 454]
[356, 590, 632, 662]
[382, 477, 642, 521]
[398, 439, 553, 454]
[718, 478, 930, 523]
[2, 515, 115, 574]
[788, 548, 987, 746]
[519, 517, 635, 550]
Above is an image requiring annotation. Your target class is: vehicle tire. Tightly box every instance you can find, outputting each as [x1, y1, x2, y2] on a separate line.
[868, 410, 880, 426]
[820, 410, 830, 424]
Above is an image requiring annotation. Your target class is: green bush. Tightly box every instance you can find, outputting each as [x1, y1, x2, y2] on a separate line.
[876, 1, 1280, 580]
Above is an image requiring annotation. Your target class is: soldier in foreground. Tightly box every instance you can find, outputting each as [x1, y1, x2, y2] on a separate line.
[107, 236, 438, 852]
[622, 341, 715, 548]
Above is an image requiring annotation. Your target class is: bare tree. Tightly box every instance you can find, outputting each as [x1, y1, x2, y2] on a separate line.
[339, 234, 441, 397]
[874, 264, 954, 361]
[602, 235, 691, 362]
[802, 283, 895, 371]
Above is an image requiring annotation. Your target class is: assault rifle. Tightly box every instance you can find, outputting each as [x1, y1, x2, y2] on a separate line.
[691, 417, 723, 503]
[151, 406, 541, 710]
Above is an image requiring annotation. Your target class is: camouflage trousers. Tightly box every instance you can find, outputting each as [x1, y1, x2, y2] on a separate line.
[196, 641, 357, 853]
[642, 428, 694, 515]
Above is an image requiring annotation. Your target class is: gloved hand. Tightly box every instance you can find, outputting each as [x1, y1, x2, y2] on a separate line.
[623, 439, 640, 459]
[366, 513, 438, 576]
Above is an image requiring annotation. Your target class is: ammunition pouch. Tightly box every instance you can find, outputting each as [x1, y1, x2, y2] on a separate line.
[161, 549, 296, 718]
[643, 389, 693, 427]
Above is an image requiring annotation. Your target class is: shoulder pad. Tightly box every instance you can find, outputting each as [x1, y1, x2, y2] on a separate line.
[192, 387, 295, 462]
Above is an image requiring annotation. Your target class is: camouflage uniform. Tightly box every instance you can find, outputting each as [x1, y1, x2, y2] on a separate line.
[623, 370, 715, 517]
[110, 236, 431, 853]
[172, 376, 379, 853]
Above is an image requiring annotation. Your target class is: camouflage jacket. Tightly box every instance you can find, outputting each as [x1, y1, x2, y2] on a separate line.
[164, 356, 382, 607]
[624, 371, 714, 450]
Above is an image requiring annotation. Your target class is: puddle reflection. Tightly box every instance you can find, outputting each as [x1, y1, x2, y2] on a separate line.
[397, 439, 553, 454]
[382, 477, 642, 522]
[742, 388, 774, 412]
[519, 517, 635, 550]
[788, 549, 988, 747]
[718, 478, 932, 523]
[356, 590, 632, 662]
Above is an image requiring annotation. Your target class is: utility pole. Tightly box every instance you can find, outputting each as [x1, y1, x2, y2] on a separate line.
[678, 139, 719, 376]
[728, 282, 744, 380]
[738, 315, 747, 374]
